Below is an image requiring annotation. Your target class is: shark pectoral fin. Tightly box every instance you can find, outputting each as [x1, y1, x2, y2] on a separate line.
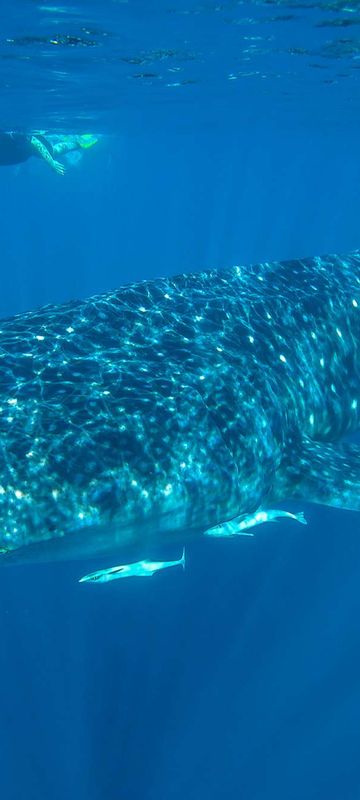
[275, 438, 360, 512]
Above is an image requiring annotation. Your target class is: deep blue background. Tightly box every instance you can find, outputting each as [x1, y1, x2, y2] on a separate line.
[1, 110, 360, 798]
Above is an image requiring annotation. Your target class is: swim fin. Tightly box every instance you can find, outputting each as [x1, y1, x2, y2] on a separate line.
[78, 134, 98, 149]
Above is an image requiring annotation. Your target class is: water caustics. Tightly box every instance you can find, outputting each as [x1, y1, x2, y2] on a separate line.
[0, 252, 360, 579]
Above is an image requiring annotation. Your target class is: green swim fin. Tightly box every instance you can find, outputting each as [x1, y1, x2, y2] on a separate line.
[78, 134, 98, 149]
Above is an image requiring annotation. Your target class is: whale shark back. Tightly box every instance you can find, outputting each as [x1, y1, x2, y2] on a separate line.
[1, 251, 360, 562]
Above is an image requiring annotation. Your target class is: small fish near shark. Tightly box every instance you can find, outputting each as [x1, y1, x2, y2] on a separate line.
[1, 250, 360, 583]
[205, 508, 307, 538]
[80, 547, 185, 584]
[79, 509, 306, 584]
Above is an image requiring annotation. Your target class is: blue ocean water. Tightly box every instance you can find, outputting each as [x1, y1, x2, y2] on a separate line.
[1, 1, 360, 798]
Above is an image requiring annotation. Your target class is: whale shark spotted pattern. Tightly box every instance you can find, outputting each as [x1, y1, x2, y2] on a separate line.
[0, 251, 360, 563]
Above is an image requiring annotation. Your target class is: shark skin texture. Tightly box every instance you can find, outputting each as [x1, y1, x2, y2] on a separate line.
[0, 251, 360, 564]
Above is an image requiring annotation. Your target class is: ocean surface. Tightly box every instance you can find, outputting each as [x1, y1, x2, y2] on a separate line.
[0, 1, 360, 798]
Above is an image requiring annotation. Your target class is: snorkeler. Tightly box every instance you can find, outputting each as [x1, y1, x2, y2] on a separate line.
[0, 131, 98, 175]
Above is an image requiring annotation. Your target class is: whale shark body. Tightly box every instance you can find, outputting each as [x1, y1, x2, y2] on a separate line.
[1, 251, 360, 565]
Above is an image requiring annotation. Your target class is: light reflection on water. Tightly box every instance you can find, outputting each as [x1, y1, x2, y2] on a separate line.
[0, 0, 359, 131]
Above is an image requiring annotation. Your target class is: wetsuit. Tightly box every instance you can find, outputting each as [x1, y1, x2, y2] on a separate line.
[0, 132, 96, 173]
[0, 133, 34, 165]
[0, 132, 65, 174]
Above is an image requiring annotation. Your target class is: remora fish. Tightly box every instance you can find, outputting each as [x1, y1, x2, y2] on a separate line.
[1, 251, 360, 565]
[79, 547, 185, 584]
[205, 509, 307, 537]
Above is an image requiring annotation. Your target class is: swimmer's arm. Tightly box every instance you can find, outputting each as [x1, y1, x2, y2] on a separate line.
[30, 135, 66, 175]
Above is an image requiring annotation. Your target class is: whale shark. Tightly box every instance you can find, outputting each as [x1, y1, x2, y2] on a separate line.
[1, 251, 360, 565]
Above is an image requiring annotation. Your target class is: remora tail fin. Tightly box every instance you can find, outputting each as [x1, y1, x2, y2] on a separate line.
[181, 547, 186, 571]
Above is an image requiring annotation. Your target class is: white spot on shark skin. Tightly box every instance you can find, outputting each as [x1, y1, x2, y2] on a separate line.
[36, 335, 45, 341]
[248, 335, 255, 344]
[139, 307, 146, 313]
[66, 326, 74, 334]
[163, 483, 173, 496]
[336, 327, 342, 339]
[7, 398, 17, 406]
[352, 299, 358, 308]
[351, 399, 358, 410]
[279, 354, 286, 363]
